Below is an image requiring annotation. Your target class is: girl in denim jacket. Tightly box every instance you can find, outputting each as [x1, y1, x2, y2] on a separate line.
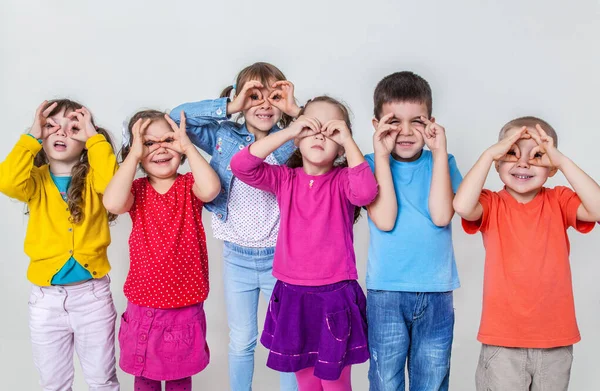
[170, 62, 300, 391]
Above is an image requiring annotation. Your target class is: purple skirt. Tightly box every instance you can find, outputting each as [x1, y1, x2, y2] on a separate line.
[260, 280, 369, 381]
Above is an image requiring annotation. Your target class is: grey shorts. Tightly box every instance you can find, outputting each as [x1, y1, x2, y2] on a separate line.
[475, 344, 573, 391]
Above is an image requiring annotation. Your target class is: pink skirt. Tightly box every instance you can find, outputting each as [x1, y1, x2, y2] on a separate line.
[118, 301, 209, 381]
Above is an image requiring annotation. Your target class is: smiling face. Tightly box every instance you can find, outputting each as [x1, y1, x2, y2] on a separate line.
[378, 101, 429, 162]
[297, 101, 345, 169]
[242, 78, 283, 134]
[496, 126, 555, 202]
[42, 108, 86, 166]
[140, 119, 182, 179]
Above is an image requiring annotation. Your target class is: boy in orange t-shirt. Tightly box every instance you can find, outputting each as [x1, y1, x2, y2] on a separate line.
[453, 116, 600, 390]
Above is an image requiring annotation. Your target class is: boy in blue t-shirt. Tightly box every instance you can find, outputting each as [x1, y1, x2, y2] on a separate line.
[364, 71, 462, 391]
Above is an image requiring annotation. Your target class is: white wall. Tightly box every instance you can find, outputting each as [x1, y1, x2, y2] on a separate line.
[1, 0, 599, 389]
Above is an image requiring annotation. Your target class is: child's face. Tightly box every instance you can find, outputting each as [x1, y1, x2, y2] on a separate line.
[140, 119, 182, 179]
[496, 126, 554, 202]
[42, 109, 86, 165]
[378, 101, 429, 161]
[243, 78, 282, 133]
[297, 101, 344, 168]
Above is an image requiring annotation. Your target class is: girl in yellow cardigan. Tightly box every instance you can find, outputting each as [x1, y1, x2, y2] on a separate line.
[0, 100, 120, 390]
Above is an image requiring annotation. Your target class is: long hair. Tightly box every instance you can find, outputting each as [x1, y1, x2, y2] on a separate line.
[33, 99, 117, 224]
[220, 62, 294, 128]
[286, 96, 362, 223]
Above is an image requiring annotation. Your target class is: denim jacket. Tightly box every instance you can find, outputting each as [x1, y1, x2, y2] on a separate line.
[170, 98, 295, 222]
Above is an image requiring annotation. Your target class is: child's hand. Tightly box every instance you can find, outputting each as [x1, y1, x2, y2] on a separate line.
[227, 80, 265, 114]
[163, 112, 194, 155]
[322, 120, 352, 147]
[30, 101, 60, 140]
[129, 118, 158, 161]
[268, 81, 300, 117]
[528, 124, 565, 169]
[419, 116, 447, 154]
[288, 116, 322, 140]
[373, 112, 399, 157]
[67, 107, 98, 143]
[485, 126, 530, 161]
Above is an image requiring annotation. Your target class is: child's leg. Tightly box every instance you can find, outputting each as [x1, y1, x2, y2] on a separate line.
[28, 285, 76, 391]
[165, 376, 192, 390]
[223, 251, 261, 390]
[134, 376, 161, 391]
[407, 292, 454, 391]
[295, 367, 323, 391]
[259, 262, 298, 391]
[475, 345, 530, 391]
[321, 366, 352, 391]
[366, 290, 410, 391]
[530, 346, 573, 391]
[71, 277, 120, 390]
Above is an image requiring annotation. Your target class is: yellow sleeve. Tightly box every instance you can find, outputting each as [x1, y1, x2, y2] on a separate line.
[86, 134, 118, 194]
[0, 135, 42, 202]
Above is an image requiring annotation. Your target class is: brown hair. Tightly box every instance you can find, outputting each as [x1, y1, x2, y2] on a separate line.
[373, 71, 432, 119]
[119, 109, 187, 165]
[499, 116, 558, 147]
[286, 96, 361, 223]
[33, 99, 117, 224]
[220, 62, 294, 128]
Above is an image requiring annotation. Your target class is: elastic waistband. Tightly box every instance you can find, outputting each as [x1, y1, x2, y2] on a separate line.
[224, 241, 275, 257]
[280, 279, 359, 294]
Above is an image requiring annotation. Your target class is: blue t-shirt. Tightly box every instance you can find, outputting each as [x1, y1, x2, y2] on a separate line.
[365, 150, 463, 292]
[49, 173, 93, 285]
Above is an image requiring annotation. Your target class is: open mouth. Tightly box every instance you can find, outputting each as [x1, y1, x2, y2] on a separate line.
[152, 157, 173, 165]
[53, 140, 67, 151]
[512, 174, 534, 180]
[256, 114, 273, 120]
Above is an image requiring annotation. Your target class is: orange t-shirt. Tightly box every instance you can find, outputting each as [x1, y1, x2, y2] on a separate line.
[462, 187, 594, 348]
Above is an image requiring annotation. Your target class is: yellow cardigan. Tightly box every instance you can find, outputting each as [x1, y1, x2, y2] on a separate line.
[0, 134, 118, 286]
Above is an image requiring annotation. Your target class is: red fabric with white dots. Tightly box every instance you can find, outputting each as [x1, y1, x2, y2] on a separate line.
[124, 173, 209, 309]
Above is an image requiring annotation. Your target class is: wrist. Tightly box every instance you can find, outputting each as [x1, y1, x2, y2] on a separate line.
[226, 101, 239, 116]
[288, 104, 301, 118]
[431, 149, 448, 159]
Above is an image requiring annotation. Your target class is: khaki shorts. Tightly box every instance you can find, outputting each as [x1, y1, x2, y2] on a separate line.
[475, 344, 573, 391]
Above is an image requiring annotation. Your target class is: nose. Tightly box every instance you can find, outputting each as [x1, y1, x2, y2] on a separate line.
[314, 133, 324, 141]
[516, 153, 530, 168]
[398, 122, 413, 136]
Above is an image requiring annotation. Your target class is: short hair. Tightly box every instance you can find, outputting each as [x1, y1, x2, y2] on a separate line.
[499, 116, 558, 147]
[373, 71, 432, 119]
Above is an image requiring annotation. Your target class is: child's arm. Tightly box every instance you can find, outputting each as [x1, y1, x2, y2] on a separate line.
[231, 116, 321, 192]
[529, 125, 600, 221]
[170, 98, 228, 154]
[454, 127, 529, 221]
[365, 113, 400, 231]
[67, 107, 118, 194]
[165, 114, 221, 202]
[0, 101, 60, 201]
[322, 119, 378, 205]
[103, 119, 157, 214]
[420, 117, 454, 227]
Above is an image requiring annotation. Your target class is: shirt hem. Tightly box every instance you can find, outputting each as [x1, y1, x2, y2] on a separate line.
[365, 281, 460, 292]
[477, 333, 581, 348]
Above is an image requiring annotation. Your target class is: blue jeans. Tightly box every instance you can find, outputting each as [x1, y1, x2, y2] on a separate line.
[367, 290, 454, 391]
[223, 241, 298, 391]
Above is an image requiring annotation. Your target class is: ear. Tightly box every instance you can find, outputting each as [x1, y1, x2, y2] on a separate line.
[371, 117, 379, 131]
[548, 166, 558, 177]
[430, 116, 436, 122]
[494, 161, 500, 173]
[337, 146, 345, 157]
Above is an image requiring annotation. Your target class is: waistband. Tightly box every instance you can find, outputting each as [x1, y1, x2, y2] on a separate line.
[224, 241, 275, 257]
[33, 275, 110, 295]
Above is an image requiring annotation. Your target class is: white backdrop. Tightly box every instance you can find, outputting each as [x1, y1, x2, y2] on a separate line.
[1, 1, 599, 389]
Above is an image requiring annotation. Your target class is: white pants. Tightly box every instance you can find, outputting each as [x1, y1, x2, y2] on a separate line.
[28, 276, 120, 391]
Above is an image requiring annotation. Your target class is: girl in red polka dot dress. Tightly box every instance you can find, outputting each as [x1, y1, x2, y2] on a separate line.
[103, 110, 221, 391]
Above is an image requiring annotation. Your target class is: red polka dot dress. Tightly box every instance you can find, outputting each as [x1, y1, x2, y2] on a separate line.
[125, 172, 209, 309]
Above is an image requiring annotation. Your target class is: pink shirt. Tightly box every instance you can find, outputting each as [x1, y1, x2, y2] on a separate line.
[231, 147, 378, 286]
[125, 173, 209, 309]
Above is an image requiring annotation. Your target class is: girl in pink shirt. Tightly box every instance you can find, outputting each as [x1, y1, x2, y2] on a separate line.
[103, 110, 221, 391]
[231, 96, 378, 390]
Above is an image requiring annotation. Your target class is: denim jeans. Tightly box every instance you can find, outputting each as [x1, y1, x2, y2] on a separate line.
[367, 290, 454, 391]
[223, 241, 298, 391]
